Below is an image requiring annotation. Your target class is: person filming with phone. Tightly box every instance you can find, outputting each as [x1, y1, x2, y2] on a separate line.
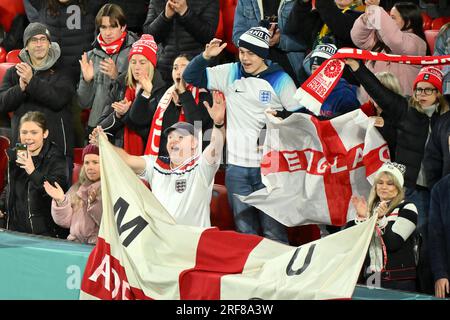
[0, 112, 68, 238]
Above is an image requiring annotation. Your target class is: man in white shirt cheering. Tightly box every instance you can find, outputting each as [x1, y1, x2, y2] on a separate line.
[90, 91, 225, 227]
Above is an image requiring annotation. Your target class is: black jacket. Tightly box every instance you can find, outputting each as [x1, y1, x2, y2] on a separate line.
[0, 61, 75, 157]
[351, 63, 445, 189]
[98, 70, 168, 151]
[424, 111, 450, 190]
[285, 0, 362, 49]
[25, 0, 104, 85]
[143, 0, 219, 82]
[0, 140, 68, 237]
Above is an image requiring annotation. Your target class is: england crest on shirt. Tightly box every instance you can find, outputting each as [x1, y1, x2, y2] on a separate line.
[175, 178, 187, 193]
[259, 90, 271, 104]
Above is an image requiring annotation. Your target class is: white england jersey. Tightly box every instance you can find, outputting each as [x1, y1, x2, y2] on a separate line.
[206, 62, 300, 167]
[139, 154, 219, 228]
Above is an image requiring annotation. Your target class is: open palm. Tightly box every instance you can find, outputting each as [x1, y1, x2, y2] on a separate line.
[43, 181, 65, 202]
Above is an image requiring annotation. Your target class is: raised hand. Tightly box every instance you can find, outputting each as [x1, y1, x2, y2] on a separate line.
[15, 63, 33, 84]
[351, 195, 368, 219]
[169, 0, 188, 16]
[203, 38, 227, 60]
[99, 57, 118, 80]
[43, 181, 65, 203]
[137, 73, 153, 96]
[165, 0, 176, 18]
[344, 58, 360, 72]
[112, 98, 132, 118]
[89, 126, 107, 146]
[268, 24, 281, 47]
[16, 149, 35, 175]
[88, 187, 98, 206]
[79, 52, 94, 82]
[375, 200, 389, 218]
[203, 90, 225, 126]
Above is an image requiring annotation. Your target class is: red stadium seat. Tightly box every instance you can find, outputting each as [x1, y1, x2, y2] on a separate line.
[0, 62, 15, 85]
[6, 49, 21, 63]
[215, 6, 224, 40]
[222, 0, 239, 55]
[73, 147, 83, 164]
[210, 184, 235, 230]
[0, 135, 10, 193]
[0, 47, 6, 63]
[421, 12, 433, 31]
[431, 17, 450, 30]
[425, 29, 440, 54]
[72, 162, 82, 184]
[214, 168, 225, 185]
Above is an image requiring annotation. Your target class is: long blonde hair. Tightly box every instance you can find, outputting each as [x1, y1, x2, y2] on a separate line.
[376, 71, 403, 95]
[367, 171, 404, 216]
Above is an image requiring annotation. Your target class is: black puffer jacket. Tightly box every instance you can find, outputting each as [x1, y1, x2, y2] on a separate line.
[108, 0, 150, 34]
[24, 0, 104, 84]
[0, 50, 75, 157]
[143, 0, 219, 82]
[424, 111, 450, 189]
[0, 140, 68, 237]
[352, 63, 446, 189]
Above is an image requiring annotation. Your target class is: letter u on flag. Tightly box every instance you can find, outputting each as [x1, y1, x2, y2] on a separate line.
[80, 134, 378, 300]
[241, 109, 389, 227]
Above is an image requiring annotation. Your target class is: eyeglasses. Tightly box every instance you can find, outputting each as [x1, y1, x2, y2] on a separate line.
[414, 87, 438, 96]
[29, 36, 49, 44]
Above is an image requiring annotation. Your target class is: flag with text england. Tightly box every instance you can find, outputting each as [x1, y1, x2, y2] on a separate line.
[241, 109, 389, 226]
[79, 134, 377, 300]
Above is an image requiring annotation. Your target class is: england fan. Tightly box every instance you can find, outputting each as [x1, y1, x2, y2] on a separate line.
[89, 91, 225, 228]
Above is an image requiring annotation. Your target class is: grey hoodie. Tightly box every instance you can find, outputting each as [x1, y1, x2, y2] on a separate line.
[18, 42, 62, 72]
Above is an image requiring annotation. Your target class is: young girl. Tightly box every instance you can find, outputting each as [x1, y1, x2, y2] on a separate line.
[0, 111, 68, 237]
[44, 144, 102, 244]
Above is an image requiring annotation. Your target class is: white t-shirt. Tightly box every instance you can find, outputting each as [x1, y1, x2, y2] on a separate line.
[206, 62, 299, 167]
[139, 154, 219, 227]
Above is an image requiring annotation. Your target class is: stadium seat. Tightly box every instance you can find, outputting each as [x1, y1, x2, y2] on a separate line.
[425, 29, 439, 54]
[215, 6, 224, 40]
[5, 49, 21, 63]
[222, 0, 239, 55]
[0, 62, 15, 85]
[421, 12, 433, 31]
[214, 168, 225, 185]
[210, 184, 235, 230]
[431, 16, 450, 30]
[0, 135, 10, 193]
[0, 47, 6, 63]
[287, 225, 321, 247]
[73, 147, 83, 164]
[72, 162, 82, 184]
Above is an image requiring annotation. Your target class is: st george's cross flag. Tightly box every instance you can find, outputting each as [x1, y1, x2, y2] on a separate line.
[79, 134, 377, 300]
[241, 109, 389, 227]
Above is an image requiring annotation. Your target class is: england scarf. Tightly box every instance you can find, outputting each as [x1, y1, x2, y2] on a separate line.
[80, 134, 377, 300]
[295, 48, 450, 115]
[241, 109, 388, 226]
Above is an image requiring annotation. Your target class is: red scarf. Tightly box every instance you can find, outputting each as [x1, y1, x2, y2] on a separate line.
[97, 31, 127, 55]
[123, 86, 144, 155]
[295, 48, 450, 115]
[144, 85, 200, 156]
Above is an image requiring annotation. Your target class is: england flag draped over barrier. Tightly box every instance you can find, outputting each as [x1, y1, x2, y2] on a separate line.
[80, 134, 377, 300]
[241, 109, 389, 227]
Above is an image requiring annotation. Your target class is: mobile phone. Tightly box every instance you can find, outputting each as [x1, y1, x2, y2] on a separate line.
[15, 143, 27, 157]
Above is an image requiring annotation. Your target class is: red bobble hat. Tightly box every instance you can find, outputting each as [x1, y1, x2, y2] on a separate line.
[82, 144, 99, 162]
[413, 66, 444, 94]
[128, 34, 158, 67]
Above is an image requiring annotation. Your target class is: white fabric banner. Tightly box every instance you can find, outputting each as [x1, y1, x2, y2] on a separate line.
[241, 109, 389, 226]
[80, 134, 377, 300]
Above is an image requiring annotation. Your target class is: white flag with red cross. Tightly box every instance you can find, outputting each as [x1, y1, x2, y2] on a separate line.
[79, 133, 377, 300]
[241, 109, 389, 226]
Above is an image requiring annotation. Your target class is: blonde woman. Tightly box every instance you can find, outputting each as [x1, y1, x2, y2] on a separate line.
[44, 144, 102, 244]
[351, 162, 418, 291]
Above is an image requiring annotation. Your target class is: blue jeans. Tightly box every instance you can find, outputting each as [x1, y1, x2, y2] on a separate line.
[225, 164, 289, 244]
